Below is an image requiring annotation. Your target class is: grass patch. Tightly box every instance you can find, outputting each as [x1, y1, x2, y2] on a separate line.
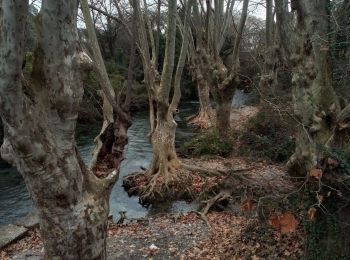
[180, 130, 233, 157]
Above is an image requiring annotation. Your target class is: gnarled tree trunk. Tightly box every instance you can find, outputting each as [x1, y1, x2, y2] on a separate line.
[277, 0, 341, 176]
[259, 0, 280, 93]
[148, 107, 179, 178]
[81, 0, 131, 173]
[123, 0, 193, 201]
[0, 1, 123, 258]
[190, 0, 250, 138]
[187, 50, 212, 128]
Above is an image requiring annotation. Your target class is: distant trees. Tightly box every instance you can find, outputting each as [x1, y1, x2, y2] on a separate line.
[189, 0, 250, 137]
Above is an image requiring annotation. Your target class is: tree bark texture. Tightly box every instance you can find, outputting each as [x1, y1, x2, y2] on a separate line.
[279, 0, 341, 176]
[131, 0, 193, 181]
[0, 1, 120, 258]
[190, 0, 249, 137]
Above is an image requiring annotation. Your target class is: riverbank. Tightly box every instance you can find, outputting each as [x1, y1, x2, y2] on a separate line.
[0, 105, 306, 259]
[1, 211, 304, 259]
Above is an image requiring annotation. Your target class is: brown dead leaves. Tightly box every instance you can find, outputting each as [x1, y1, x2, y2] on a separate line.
[240, 200, 254, 212]
[307, 207, 317, 221]
[309, 168, 322, 179]
[268, 212, 299, 234]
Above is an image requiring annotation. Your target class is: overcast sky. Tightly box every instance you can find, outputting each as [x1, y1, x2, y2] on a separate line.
[29, 0, 267, 29]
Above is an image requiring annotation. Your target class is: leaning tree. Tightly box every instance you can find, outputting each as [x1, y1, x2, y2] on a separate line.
[0, 0, 131, 258]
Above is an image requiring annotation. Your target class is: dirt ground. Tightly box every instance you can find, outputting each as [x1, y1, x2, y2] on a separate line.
[1, 210, 304, 260]
[1, 154, 305, 260]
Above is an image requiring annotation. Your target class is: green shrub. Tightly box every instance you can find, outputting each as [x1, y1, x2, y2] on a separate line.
[180, 130, 233, 157]
[238, 106, 295, 162]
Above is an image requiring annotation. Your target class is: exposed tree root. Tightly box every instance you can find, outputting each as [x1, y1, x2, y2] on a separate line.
[123, 161, 193, 205]
[200, 191, 232, 215]
[195, 160, 297, 219]
[123, 156, 254, 207]
[186, 110, 213, 129]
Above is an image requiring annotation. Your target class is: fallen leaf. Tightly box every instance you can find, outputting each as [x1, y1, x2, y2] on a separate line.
[268, 212, 298, 233]
[240, 200, 253, 212]
[279, 212, 299, 233]
[309, 168, 322, 179]
[149, 244, 159, 250]
[307, 207, 316, 221]
[268, 213, 281, 230]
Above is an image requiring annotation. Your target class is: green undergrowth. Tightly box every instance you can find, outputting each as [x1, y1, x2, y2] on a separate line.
[238, 105, 295, 163]
[180, 130, 233, 157]
[302, 185, 350, 259]
[301, 146, 350, 259]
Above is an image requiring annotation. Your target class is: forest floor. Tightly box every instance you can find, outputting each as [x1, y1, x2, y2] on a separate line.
[1, 211, 304, 260]
[1, 106, 306, 259]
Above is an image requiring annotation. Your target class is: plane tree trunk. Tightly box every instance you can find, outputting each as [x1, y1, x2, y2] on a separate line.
[81, 0, 131, 174]
[122, 0, 193, 202]
[195, 80, 212, 127]
[277, 0, 341, 176]
[259, 0, 280, 93]
[0, 1, 128, 258]
[190, 0, 249, 138]
[187, 35, 213, 128]
[187, 25, 213, 129]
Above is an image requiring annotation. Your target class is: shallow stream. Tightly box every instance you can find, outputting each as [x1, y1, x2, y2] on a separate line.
[0, 102, 198, 225]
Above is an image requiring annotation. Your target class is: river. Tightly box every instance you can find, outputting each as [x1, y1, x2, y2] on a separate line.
[0, 102, 199, 225]
[0, 89, 251, 226]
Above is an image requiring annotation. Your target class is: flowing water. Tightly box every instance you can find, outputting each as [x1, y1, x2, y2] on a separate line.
[0, 90, 250, 226]
[0, 102, 199, 225]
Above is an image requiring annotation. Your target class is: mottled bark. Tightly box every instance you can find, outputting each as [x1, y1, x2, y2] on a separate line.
[131, 0, 193, 183]
[0, 1, 120, 259]
[81, 0, 131, 173]
[279, 0, 341, 175]
[190, 0, 249, 137]
[259, 0, 279, 93]
[189, 79, 212, 128]
[124, 0, 193, 200]
[185, 3, 213, 128]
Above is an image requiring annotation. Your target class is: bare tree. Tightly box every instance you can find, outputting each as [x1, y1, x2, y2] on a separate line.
[0, 0, 129, 258]
[189, 0, 250, 137]
[123, 0, 194, 200]
[186, 11, 213, 128]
